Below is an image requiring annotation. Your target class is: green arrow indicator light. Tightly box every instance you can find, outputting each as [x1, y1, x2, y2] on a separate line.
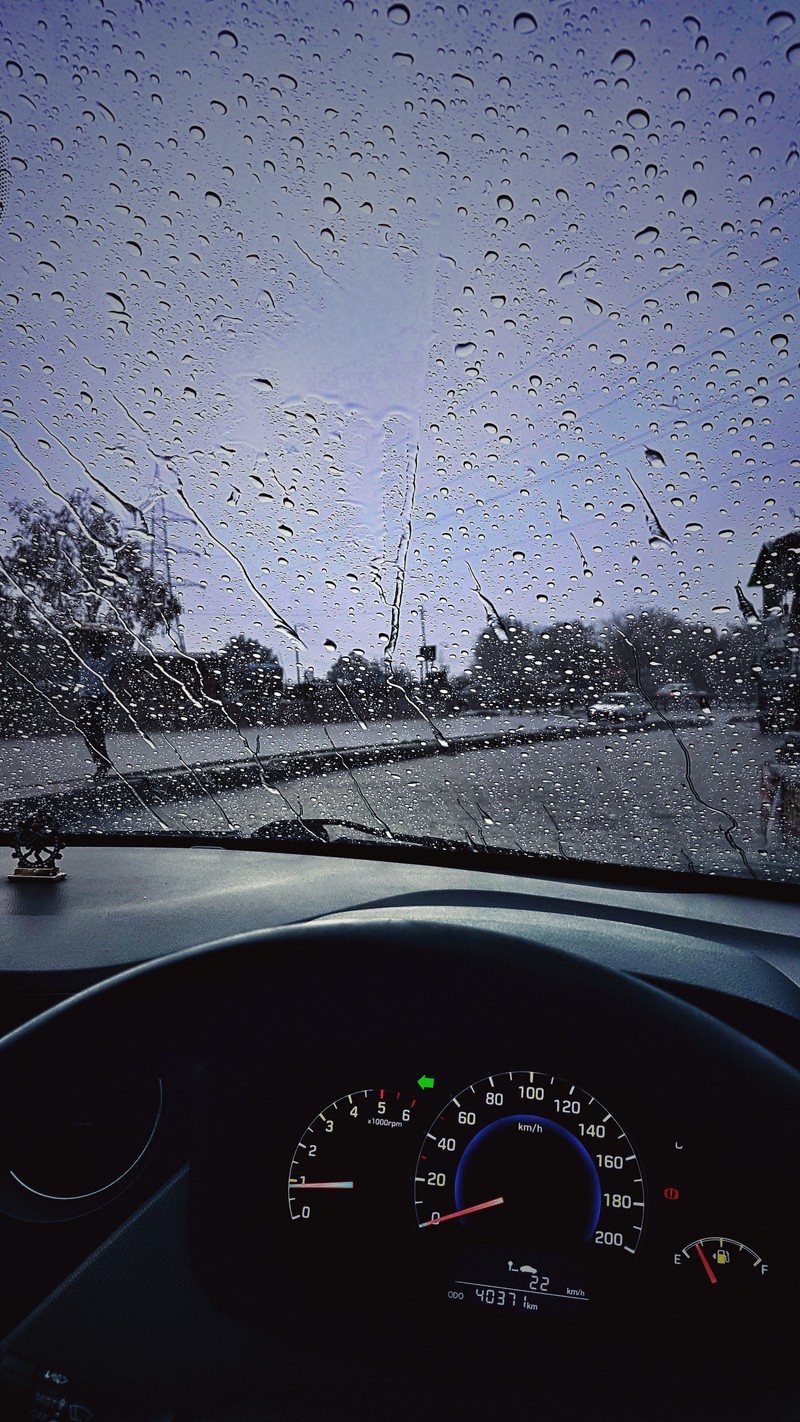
[418, 1075, 435, 1090]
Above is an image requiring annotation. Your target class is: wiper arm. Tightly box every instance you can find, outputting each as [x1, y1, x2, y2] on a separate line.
[252, 816, 497, 854]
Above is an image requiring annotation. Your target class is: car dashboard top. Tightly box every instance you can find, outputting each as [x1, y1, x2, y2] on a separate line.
[0, 844, 799, 1422]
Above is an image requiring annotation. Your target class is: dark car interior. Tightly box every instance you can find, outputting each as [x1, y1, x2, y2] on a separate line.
[1, 843, 798, 1422]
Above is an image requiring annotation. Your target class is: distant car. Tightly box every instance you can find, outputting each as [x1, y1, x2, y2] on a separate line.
[654, 682, 707, 712]
[587, 691, 648, 725]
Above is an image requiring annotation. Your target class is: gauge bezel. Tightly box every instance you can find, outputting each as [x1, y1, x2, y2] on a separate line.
[413, 1068, 646, 1314]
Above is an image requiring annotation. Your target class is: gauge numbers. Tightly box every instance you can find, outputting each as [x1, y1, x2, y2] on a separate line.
[415, 1070, 645, 1312]
[288, 1086, 414, 1224]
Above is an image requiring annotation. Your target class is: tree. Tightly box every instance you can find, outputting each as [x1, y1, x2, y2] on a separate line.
[2, 488, 182, 645]
[469, 618, 537, 709]
[469, 618, 608, 709]
[327, 652, 385, 714]
[601, 609, 717, 698]
[220, 635, 283, 715]
[325, 652, 416, 720]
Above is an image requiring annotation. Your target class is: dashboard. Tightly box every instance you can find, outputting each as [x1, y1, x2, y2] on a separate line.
[0, 844, 799, 1422]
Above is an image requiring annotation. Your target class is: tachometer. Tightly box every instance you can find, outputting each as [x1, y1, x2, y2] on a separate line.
[288, 1086, 416, 1226]
[415, 1070, 645, 1314]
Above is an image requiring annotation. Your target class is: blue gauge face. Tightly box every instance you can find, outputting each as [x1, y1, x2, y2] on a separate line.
[415, 1071, 645, 1313]
[453, 1114, 603, 1245]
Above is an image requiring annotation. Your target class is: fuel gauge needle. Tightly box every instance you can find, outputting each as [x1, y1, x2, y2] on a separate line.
[695, 1242, 718, 1284]
[291, 1181, 354, 1189]
[419, 1196, 504, 1228]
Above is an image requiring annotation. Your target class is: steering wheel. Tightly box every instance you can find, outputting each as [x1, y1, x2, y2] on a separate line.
[1, 917, 798, 1422]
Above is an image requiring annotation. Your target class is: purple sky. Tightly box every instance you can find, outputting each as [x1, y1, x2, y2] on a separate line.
[1, 0, 798, 677]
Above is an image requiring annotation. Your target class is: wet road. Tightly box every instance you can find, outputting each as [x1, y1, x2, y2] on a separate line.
[0, 711, 561, 800]
[91, 714, 799, 882]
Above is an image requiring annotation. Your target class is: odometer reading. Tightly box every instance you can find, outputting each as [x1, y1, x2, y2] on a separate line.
[415, 1070, 645, 1313]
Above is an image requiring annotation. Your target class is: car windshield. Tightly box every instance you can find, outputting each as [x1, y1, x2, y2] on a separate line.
[1, 0, 799, 884]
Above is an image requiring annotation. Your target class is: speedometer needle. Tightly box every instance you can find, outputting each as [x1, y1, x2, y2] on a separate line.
[419, 1196, 504, 1228]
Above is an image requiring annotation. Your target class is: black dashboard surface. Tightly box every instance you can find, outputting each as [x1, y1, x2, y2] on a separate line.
[1, 846, 799, 1422]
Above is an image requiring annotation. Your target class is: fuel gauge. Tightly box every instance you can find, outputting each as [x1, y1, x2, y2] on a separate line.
[675, 1237, 768, 1285]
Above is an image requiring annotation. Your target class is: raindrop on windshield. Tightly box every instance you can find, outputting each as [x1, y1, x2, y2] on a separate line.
[611, 49, 635, 72]
[387, 3, 411, 22]
[513, 13, 537, 33]
[767, 10, 795, 34]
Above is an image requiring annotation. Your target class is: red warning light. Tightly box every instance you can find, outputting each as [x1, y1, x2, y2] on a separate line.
[664, 1186, 680, 1201]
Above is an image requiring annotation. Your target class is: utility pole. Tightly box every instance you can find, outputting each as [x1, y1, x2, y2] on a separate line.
[418, 602, 436, 686]
[293, 623, 308, 684]
[147, 487, 195, 652]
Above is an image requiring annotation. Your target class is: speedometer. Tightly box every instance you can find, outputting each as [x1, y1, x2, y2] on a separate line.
[415, 1070, 645, 1314]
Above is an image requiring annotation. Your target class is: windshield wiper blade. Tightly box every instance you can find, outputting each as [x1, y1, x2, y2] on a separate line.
[251, 816, 502, 855]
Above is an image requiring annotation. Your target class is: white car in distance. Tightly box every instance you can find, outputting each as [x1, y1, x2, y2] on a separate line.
[587, 691, 648, 726]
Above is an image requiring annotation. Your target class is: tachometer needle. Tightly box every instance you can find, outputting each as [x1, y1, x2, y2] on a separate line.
[291, 1181, 354, 1189]
[419, 1196, 504, 1228]
[695, 1242, 718, 1284]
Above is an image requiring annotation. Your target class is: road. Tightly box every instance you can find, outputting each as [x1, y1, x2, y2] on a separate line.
[0, 711, 558, 801]
[81, 713, 800, 883]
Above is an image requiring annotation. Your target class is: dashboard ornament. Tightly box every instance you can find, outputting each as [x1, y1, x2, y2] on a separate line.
[8, 812, 66, 882]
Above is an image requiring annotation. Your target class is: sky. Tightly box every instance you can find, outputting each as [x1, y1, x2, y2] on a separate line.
[0, 0, 798, 678]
